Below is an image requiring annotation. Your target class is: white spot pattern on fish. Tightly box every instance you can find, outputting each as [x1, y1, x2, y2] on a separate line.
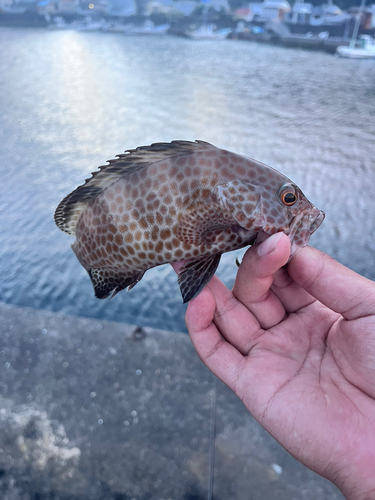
[54, 140, 324, 303]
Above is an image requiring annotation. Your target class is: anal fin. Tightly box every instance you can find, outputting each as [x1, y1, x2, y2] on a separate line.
[89, 268, 145, 299]
[177, 254, 221, 303]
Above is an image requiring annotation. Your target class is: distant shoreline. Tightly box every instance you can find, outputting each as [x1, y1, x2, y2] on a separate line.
[0, 14, 369, 55]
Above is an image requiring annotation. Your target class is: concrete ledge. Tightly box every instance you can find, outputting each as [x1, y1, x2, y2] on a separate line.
[0, 303, 343, 499]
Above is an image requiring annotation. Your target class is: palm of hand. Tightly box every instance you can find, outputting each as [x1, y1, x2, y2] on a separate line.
[184, 234, 375, 499]
[241, 303, 375, 479]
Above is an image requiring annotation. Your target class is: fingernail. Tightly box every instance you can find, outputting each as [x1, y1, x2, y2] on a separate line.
[257, 232, 283, 257]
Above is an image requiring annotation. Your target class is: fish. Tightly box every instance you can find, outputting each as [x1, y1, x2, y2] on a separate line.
[54, 140, 324, 303]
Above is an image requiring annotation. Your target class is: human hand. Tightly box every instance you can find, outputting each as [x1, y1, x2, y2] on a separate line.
[182, 233, 375, 500]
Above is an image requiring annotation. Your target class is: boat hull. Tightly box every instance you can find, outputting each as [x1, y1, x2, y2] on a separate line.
[186, 27, 231, 40]
[337, 46, 375, 58]
[337, 35, 375, 59]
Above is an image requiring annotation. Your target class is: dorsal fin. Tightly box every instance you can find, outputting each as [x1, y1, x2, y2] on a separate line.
[54, 140, 215, 236]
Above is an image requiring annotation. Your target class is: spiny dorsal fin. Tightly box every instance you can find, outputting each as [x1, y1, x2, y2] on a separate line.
[54, 140, 215, 236]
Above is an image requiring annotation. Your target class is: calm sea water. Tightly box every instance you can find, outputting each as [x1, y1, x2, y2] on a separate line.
[1, 27, 375, 332]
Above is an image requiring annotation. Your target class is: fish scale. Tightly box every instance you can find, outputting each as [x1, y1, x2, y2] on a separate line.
[54, 140, 324, 303]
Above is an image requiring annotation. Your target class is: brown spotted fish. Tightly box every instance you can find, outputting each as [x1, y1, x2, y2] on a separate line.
[54, 141, 324, 303]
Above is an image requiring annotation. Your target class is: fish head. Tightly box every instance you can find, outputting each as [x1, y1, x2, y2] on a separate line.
[259, 181, 325, 257]
[216, 167, 324, 257]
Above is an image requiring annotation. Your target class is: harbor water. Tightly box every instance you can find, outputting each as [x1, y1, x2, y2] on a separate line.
[1, 26, 375, 332]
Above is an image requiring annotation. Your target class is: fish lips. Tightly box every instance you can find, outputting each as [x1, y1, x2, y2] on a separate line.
[309, 209, 325, 234]
[288, 206, 325, 257]
[254, 206, 324, 250]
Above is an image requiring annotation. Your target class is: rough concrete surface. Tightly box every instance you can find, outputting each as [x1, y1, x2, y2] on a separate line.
[0, 302, 344, 500]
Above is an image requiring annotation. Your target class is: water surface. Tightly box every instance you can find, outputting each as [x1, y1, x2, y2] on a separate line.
[1, 27, 375, 331]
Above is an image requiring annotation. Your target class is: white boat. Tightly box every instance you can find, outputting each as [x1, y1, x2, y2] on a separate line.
[48, 15, 70, 29]
[104, 22, 131, 33]
[337, 35, 375, 58]
[78, 16, 109, 32]
[336, 0, 375, 59]
[123, 20, 170, 35]
[186, 25, 231, 40]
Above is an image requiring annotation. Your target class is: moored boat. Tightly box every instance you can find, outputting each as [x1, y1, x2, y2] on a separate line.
[123, 20, 170, 35]
[336, 0, 375, 59]
[337, 35, 375, 58]
[186, 25, 231, 40]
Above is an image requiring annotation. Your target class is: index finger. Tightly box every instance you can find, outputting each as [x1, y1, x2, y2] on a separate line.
[232, 232, 290, 329]
[185, 286, 247, 393]
[288, 247, 375, 320]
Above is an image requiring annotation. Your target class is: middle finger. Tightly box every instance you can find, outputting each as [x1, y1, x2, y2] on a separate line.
[271, 264, 316, 313]
[207, 275, 264, 355]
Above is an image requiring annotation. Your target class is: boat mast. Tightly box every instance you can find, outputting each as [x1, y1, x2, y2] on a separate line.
[350, 0, 366, 48]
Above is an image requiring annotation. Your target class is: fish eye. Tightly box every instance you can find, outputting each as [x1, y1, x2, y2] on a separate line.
[279, 186, 298, 206]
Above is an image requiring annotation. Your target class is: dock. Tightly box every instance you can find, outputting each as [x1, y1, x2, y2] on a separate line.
[0, 302, 344, 499]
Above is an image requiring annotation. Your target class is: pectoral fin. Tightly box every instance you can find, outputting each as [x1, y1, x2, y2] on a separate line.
[177, 254, 221, 303]
[89, 268, 145, 299]
[177, 202, 234, 246]
[215, 180, 264, 230]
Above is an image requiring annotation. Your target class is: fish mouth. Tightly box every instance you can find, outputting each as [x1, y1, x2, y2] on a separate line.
[288, 206, 325, 257]
[309, 209, 325, 234]
[254, 207, 325, 257]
